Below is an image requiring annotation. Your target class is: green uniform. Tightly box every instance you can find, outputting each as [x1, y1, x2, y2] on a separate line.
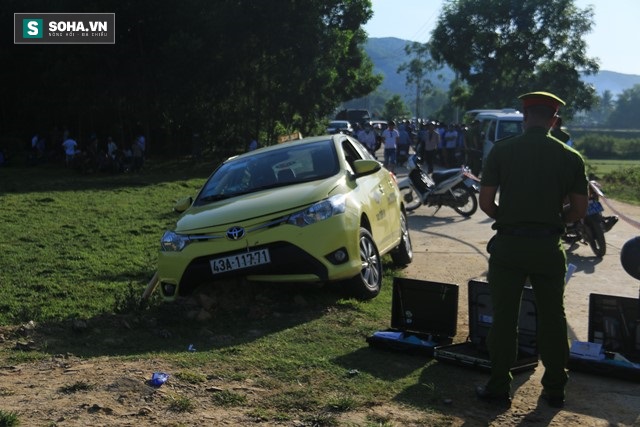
[551, 127, 571, 145]
[481, 126, 588, 399]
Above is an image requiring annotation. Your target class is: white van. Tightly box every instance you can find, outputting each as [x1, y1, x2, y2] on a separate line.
[470, 109, 523, 161]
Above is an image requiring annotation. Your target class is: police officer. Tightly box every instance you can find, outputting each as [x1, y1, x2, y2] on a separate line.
[477, 91, 588, 408]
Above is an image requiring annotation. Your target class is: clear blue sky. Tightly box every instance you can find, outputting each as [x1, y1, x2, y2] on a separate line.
[364, 0, 640, 75]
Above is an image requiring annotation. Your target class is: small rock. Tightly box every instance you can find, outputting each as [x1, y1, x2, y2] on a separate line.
[17, 320, 36, 336]
[347, 369, 360, 377]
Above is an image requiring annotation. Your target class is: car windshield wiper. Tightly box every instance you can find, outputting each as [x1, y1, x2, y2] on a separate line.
[197, 194, 233, 203]
[197, 188, 259, 204]
[252, 182, 286, 191]
[197, 183, 289, 204]
[196, 191, 248, 205]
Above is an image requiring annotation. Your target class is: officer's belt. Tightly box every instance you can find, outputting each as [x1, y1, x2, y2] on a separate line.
[497, 227, 562, 237]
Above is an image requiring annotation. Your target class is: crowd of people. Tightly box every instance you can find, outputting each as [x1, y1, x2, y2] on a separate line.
[353, 118, 483, 175]
[23, 128, 147, 173]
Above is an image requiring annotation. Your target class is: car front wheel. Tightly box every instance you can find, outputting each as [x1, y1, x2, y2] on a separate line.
[347, 227, 382, 300]
[391, 211, 413, 266]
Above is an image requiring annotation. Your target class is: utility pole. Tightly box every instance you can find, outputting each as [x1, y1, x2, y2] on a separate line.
[415, 80, 421, 120]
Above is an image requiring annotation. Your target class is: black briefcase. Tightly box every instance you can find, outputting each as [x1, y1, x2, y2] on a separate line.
[568, 293, 640, 381]
[434, 279, 539, 373]
[366, 277, 459, 356]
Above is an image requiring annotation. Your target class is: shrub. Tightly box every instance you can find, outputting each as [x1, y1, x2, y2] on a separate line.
[575, 134, 640, 159]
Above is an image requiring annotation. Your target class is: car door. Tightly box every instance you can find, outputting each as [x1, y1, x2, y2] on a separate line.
[340, 137, 397, 248]
[483, 118, 498, 161]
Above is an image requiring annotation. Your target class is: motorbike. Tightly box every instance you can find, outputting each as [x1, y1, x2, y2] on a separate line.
[398, 154, 481, 217]
[562, 179, 618, 257]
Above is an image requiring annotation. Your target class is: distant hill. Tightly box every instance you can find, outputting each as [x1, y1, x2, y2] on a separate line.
[364, 37, 453, 98]
[365, 37, 640, 99]
[581, 71, 640, 97]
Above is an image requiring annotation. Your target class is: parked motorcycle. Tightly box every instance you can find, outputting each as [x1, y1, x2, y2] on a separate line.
[562, 179, 618, 257]
[398, 154, 481, 217]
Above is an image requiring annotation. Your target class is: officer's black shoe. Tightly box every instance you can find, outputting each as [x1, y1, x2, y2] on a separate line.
[475, 385, 512, 407]
[540, 391, 565, 408]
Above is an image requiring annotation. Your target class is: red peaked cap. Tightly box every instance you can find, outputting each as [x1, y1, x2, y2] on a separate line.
[518, 91, 565, 113]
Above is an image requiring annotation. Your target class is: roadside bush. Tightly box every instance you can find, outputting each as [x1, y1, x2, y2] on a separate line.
[602, 166, 640, 203]
[575, 135, 640, 159]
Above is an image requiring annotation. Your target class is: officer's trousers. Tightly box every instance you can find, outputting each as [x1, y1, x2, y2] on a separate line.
[486, 233, 569, 398]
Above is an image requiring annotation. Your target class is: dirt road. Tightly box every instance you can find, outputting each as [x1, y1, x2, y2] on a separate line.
[401, 190, 640, 426]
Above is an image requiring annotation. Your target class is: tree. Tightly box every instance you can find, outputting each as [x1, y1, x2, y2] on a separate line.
[0, 0, 382, 153]
[595, 90, 615, 125]
[429, 0, 599, 114]
[607, 85, 640, 129]
[397, 42, 440, 119]
[433, 77, 472, 123]
[382, 95, 411, 120]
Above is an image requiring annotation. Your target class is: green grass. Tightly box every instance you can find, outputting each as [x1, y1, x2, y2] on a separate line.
[584, 159, 640, 204]
[58, 380, 95, 394]
[167, 394, 197, 413]
[0, 409, 20, 427]
[585, 159, 640, 176]
[0, 156, 636, 327]
[0, 160, 208, 324]
[0, 157, 435, 423]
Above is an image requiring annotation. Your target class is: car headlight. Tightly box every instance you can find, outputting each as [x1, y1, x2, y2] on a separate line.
[161, 230, 191, 252]
[287, 194, 347, 227]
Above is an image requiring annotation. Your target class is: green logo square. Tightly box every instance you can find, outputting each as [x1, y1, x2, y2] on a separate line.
[23, 19, 43, 38]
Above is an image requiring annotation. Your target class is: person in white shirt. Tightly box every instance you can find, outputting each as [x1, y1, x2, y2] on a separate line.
[382, 120, 399, 173]
[62, 136, 78, 167]
[357, 123, 377, 156]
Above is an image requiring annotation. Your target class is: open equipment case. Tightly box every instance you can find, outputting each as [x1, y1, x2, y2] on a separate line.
[434, 279, 539, 373]
[568, 293, 640, 381]
[366, 278, 459, 356]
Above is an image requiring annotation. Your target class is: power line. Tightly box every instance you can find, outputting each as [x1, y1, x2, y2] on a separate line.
[408, 9, 439, 43]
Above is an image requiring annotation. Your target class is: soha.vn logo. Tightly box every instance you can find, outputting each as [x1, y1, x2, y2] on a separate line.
[23, 19, 43, 38]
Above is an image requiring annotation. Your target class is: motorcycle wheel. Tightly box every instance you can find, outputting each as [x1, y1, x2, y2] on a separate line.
[584, 215, 606, 257]
[400, 185, 422, 212]
[452, 186, 478, 217]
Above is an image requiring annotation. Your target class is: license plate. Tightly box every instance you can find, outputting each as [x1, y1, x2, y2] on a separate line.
[587, 201, 604, 215]
[210, 249, 271, 274]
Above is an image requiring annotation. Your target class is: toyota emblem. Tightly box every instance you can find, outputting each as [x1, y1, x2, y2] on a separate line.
[226, 226, 245, 240]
